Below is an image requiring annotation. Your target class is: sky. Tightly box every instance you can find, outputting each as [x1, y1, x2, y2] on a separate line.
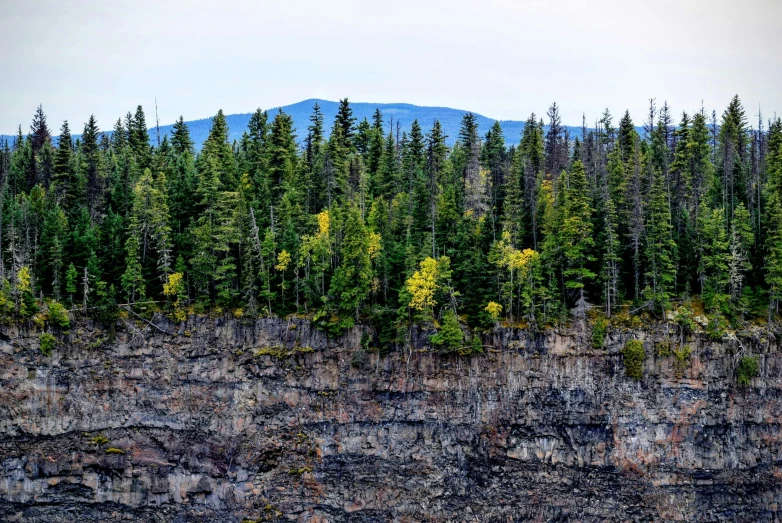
[1, 0, 781, 134]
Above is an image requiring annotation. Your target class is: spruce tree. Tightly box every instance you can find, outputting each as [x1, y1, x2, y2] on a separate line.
[644, 168, 677, 315]
[171, 116, 194, 155]
[560, 160, 596, 320]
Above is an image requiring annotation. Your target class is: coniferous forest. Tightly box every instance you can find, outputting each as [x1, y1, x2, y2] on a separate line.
[2, 97, 782, 350]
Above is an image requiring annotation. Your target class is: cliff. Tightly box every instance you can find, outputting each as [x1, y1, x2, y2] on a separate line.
[0, 316, 780, 522]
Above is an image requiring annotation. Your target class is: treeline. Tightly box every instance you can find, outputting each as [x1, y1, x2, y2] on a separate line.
[1, 97, 781, 347]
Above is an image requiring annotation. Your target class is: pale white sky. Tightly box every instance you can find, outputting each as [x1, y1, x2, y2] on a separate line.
[1, 0, 781, 134]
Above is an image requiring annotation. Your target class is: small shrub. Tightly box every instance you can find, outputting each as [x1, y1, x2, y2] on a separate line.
[470, 333, 484, 354]
[737, 355, 759, 387]
[47, 300, 70, 328]
[674, 305, 695, 337]
[706, 315, 728, 341]
[655, 341, 672, 358]
[591, 317, 607, 349]
[105, 447, 125, 454]
[672, 345, 692, 378]
[39, 333, 56, 356]
[360, 332, 371, 351]
[621, 339, 645, 381]
[90, 434, 109, 446]
[430, 310, 463, 353]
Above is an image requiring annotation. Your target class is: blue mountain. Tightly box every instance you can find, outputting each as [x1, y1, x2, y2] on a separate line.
[1, 99, 631, 150]
[170, 99, 557, 148]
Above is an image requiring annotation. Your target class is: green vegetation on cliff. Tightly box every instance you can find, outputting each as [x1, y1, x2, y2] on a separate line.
[1, 97, 782, 349]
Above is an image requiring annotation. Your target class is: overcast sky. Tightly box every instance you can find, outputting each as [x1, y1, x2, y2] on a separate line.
[1, 0, 781, 134]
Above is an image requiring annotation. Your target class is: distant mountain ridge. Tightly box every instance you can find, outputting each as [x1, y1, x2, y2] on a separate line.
[1, 98, 637, 149]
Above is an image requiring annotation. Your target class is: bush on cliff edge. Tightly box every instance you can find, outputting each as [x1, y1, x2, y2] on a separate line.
[622, 339, 645, 381]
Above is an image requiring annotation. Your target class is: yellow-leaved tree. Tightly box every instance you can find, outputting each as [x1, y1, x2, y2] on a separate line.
[163, 272, 188, 322]
[490, 231, 540, 324]
[404, 256, 453, 320]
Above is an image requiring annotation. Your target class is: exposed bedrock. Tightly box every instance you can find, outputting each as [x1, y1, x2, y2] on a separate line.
[0, 316, 780, 521]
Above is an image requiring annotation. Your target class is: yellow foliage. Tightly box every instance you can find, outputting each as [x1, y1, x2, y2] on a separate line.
[485, 301, 503, 321]
[163, 272, 184, 297]
[493, 234, 539, 277]
[240, 172, 253, 192]
[17, 266, 31, 293]
[368, 232, 382, 259]
[317, 210, 330, 237]
[406, 257, 440, 311]
[275, 250, 291, 271]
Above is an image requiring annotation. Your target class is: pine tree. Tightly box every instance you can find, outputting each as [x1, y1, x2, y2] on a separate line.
[545, 102, 566, 176]
[765, 136, 782, 316]
[129, 105, 151, 168]
[560, 160, 596, 320]
[518, 114, 545, 246]
[335, 98, 356, 149]
[458, 113, 486, 217]
[717, 95, 748, 216]
[698, 204, 729, 310]
[267, 109, 297, 191]
[728, 202, 753, 302]
[30, 105, 51, 154]
[65, 262, 77, 305]
[601, 195, 621, 316]
[200, 109, 236, 189]
[425, 120, 447, 256]
[644, 168, 677, 315]
[325, 203, 371, 332]
[367, 108, 384, 177]
[171, 116, 194, 155]
[53, 121, 77, 209]
[112, 118, 127, 151]
[81, 115, 103, 220]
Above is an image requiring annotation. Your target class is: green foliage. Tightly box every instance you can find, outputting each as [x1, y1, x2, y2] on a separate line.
[705, 314, 728, 341]
[621, 339, 645, 381]
[470, 332, 484, 354]
[0, 97, 779, 339]
[673, 305, 695, 337]
[47, 300, 70, 328]
[560, 160, 596, 303]
[105, 447, 125, 454]
[430, 310, 463, 353]
[736, 355, 759, 387]
[673, 345, 692, 378]
[39, 332, 56, 356]
[591, 317, 607, 349]
[89, 434, 110, 446]
[644, 169, 676, 314]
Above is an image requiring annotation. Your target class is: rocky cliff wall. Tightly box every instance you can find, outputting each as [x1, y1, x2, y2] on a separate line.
[0, 316, 780, 522]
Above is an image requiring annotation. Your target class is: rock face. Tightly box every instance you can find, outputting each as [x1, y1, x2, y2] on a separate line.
[0, 316, 780, 522]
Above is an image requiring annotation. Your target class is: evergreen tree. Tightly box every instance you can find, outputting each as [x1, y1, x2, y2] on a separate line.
[545, 102, 566, 176]
[171, 116, 194, 154]
[129, 105, 151, 168]
[326, 203, 371, 332]
[560, 160, 596, 320]
[81, 115, 103, 220]
[335, 98, 356, 149]
[644, 168, 677, 315]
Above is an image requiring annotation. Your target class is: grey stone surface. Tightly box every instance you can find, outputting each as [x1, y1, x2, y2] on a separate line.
[0, 316, 780, 521]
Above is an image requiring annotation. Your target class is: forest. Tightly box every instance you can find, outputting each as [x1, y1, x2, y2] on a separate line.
[1, 96, 781, 351]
